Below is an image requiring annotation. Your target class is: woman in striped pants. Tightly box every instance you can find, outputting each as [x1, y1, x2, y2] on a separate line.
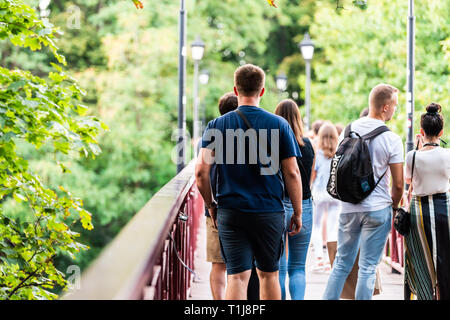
[404, 103, 450, 300]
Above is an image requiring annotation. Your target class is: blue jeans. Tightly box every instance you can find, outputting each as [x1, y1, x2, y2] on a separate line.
[323, 206, 392, 300]
[279, 198, 313, 300]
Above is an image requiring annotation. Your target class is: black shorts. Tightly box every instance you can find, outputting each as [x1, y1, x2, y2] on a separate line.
[217, 208, 285, 275]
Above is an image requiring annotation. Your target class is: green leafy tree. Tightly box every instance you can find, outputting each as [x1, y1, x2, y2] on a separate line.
[0, 0, 106, 299]
[2, 0, 448, 299]
[308, 0, 449, 141]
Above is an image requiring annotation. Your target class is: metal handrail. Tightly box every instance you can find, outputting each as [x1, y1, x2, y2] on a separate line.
[63, 159, 202, 300]
[383, 221, 404, 274]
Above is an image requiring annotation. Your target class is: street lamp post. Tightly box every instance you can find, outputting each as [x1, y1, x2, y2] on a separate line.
[177, 0, 187, 173]
[299, 33, 315, 131]
[404, 0, 415, 301]
[406, 0, 415, 154]
[191, 36, 205, 157]
[276, 73, 288, 100]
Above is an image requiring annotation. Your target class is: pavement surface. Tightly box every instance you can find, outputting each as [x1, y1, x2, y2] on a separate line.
[188, 214, 404, 300]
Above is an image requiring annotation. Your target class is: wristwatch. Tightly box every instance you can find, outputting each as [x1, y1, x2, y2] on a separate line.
[206, 200, 218, 209]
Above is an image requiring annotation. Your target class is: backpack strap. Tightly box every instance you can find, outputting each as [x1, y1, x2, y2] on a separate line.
[360, 125, 391, 191]
[361, 125, 390, 140]
[373, 169, 388, 191]
[344, 123, 352, 138]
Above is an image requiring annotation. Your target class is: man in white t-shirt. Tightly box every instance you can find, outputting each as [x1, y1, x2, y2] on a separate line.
[323, 83, 404, 300]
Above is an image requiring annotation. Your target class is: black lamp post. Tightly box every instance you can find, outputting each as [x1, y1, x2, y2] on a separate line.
[403, 0, 415, 300]
[177, 0, 187, 173]
[406, 0, 415, 154]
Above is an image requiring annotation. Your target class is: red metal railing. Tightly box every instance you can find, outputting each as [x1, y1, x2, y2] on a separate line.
[383, 222, 404, 274]
[146, 183, 204, 299]
[63, 160, 204, 300]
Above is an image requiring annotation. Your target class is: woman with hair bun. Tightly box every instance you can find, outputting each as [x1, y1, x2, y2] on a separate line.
[404, 103, 450, 300]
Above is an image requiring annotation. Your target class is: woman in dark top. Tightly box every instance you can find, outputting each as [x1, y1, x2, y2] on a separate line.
[275, 99, 315, 300]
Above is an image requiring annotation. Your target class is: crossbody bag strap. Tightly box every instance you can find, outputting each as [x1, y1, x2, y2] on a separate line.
[407, 150, 417, 204]
[235, 109, 253, 130]
[235, 109, 281, 177]
[235, 109, 264, 169]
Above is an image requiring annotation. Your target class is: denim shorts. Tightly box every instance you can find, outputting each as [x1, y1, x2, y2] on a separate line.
[217, 208, 285, 275]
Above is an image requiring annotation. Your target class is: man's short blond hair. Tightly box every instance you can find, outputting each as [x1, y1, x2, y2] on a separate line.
[234, 64, 265, 97]
[369, 83, 399, 110]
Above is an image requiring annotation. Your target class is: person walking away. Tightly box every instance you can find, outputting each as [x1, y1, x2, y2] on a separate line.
[360, 107, 369, 118]
[309, 120, 324, 150]
[310, 122, 341, 272]
[335, 123, 344, 136]
[203, 92, 238, 299]
[326, 110, 383, 299]
[323, 83, 404, 300]
[196, 64, 303, 300]
[404, 103, 450, 300]
[275, 99, 315, 300]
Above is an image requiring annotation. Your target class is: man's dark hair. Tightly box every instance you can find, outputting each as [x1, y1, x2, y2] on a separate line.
[421, 103, 444, 137]
[359, 107, 369, 118]
[218, 92, 238, 115]
[234, 64, 265, 97]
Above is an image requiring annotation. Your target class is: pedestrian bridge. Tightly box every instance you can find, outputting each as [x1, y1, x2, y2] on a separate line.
[63, 159, 404, 300]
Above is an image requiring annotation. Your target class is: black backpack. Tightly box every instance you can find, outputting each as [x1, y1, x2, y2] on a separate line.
[326, 123, 390, 204]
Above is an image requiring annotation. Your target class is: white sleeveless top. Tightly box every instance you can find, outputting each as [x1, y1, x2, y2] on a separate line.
[405, 147, 450, 196]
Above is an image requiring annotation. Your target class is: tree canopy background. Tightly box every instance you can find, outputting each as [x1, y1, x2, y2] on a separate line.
[0, 0, 448, 298]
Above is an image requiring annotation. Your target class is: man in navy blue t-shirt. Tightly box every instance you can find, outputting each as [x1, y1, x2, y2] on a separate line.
[195, 64, 303, 300]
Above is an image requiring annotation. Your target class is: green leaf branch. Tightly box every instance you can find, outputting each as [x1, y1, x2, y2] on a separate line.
[0, 0, 106, 299]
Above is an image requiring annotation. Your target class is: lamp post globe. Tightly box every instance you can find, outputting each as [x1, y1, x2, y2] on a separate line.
[199, 69, 210, 85]
[191, 36, 205, 61]
[276, 73, 288, 92]
[299, 33, 315, 61]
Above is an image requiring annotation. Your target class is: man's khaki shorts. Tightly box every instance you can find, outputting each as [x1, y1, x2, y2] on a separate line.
[206, 216, 224, 263]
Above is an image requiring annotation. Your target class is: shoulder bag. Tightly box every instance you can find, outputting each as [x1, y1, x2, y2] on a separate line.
[393, 150, 416, 236]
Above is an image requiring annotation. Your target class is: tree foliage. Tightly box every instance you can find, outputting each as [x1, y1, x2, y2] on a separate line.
[308, 0, 449, 141]
[0, 0, 106, 299]
[0, 0, 448, 300]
